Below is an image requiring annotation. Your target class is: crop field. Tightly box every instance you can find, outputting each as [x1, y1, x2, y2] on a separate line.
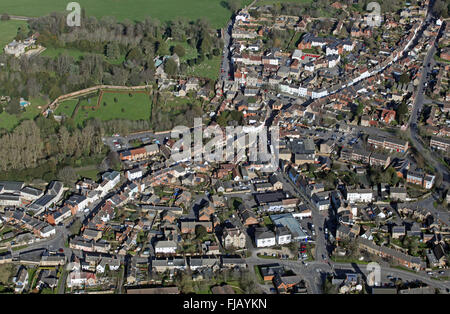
[54, 90, 152, 127]
[0, 19, 28, 53]
[0, 0, 249, 28]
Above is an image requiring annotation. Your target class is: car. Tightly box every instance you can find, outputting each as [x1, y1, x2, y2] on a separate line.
[427, 271, 433, 275]
[58, 248, 64, 253]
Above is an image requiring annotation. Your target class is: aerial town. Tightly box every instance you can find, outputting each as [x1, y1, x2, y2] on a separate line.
[0, 0, 449, 297]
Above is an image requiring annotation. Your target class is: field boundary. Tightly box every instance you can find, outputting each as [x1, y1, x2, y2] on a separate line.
[45, 84, 153, 116]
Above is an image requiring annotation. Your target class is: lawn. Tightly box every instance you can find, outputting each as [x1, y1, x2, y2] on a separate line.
[75, 166, 99, 180]
[0, 19, 28, 53]
[0, 0, 240, 28]
[0, 263, 15, 284]
[0, 96, 47, 131]
[53, 99, 78, 118]
[185, 55, 222, 80]
[60, 90, 152, 127]
[41, 47, 86, 60]
[41, 46, 126, 65]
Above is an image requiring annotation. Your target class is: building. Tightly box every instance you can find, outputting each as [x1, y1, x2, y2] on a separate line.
[276, 226, 292, 245]
[346, 189, 374, 203]
[222, 227, 246, 249]
[154, 240, 178, 254]
[430, 136, 450, 152]
[255, 228, 276, 248]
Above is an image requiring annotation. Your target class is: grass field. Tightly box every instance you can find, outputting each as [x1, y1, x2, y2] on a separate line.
[0, 0, 243, 28]
[53, 99, 78, 118]
[0, 19, 28, 53]
[41, 47, 86, 60]
[75, 166, 99, 180]
[0, 96, 47, 131]
[185, 55, 222, 80]
[55, 90, 152, 127]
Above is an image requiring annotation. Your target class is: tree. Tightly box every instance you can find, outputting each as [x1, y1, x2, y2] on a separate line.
[105, 42, 120, 59]
[195, 225, 207, 240]
[172, 44, 185, 58]
[164, 57, 178, 76]
[5, 98, 21, 115]
[227, 0, 242, 13]
[397, 101, 408, 124]
[156, 40, 169, 56]
[57, 166, 78, 185]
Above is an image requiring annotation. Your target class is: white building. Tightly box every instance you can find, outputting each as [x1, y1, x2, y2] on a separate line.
[276, 227, 292, 245]
[154, 240, 177, 254]
[126, 168, 143, 181]
[255, 230, 276, 248]
[346, 189, 374, 203]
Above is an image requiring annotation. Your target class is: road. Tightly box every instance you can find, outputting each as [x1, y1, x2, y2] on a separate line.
[246, 253, 450, 294]
[408, 41, 450, 186]
[274, 171, 329, 262]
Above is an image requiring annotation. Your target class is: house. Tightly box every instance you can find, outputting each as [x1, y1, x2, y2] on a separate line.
[239, 206, 259, 226]
[222, 227, 246, 249]
[358, 238, 425, 270]
[390, 187, 407, 201]
[430, 136, 450, 152]
[276, 226, 292, 245]
[154, 240, 178, 254]
[255, 228, 276, 248]
[126, 168, 143, 181]
[346, 189, 373, 203]
[273, 273, 306, 294]
[96, 257, 121, 273]
[406, 171, 423, 186]
[221, 256, 247, 269]
[391, 226, 406, 239]
[13, 266, 29, 293]
[259, 263, 284, 281]
[431, 244, 446, 267]
[152, 257, 187, 273]
[67, 271, 97, 287]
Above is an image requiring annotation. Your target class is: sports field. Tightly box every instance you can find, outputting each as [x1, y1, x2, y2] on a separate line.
[0, 0, 245, 28]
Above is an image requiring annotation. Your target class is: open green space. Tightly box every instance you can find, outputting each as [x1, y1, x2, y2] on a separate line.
[185, 55, 222, 80]
[75, 166, 100, 180]
[0, 0, 241, 28]
[0, 19, 28, 53]
[40, 47, 86, 60]
[55, 90, 152, 127]
[0, 96, 47, 131]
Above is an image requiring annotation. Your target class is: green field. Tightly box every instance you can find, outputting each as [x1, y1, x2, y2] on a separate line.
[53, 98, 78, 117]
[185, 55, 222, 80]
[55, 90, 152, 127]
[0, 0, 243, 28]
[41, 47, 86, 60]
[0, 19, 28, 53]
[0, 96, 47, 131]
